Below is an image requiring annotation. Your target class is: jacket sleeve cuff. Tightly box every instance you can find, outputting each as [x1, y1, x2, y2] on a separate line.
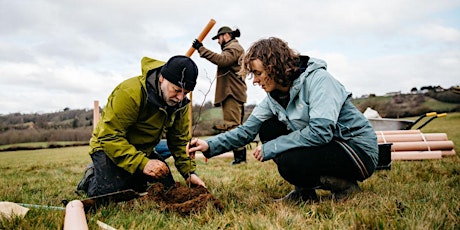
[183, 172, 196, 180]
[261, 141, 277, 161]
[138, 157, 150, 173]
[197, 47, 206, 57]
[202, 149, 212, 158]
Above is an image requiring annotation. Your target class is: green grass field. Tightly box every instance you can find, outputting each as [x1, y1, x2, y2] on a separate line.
[0, 113, 459, 229]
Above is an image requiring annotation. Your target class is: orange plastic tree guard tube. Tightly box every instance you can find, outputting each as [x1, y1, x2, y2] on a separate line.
[391, 151, 443, 160]
[186, 19, 216, 132]
[375, 130, 421, 135]
[377, 133, 448, 143]
[63, 200, 88, 230]
[185, 19, 216, 57]
[441, 149, 456, 156]
[390, 141, 454, 151]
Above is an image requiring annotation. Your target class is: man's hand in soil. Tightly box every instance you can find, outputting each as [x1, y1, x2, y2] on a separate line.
[143, 159, 169, 179]
[186, 173, 206, 188]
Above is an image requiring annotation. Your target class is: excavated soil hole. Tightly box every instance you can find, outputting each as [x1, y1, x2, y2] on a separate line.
[138, 182, 224, 215]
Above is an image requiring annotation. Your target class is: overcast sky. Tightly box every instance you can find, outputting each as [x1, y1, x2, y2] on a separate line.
[1, 0, 459, 114]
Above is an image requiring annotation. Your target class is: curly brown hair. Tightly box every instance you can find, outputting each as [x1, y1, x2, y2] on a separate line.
[239, 37, 300, 87]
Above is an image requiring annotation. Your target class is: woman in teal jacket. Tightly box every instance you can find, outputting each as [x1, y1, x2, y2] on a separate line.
[188, 37, 378, 202]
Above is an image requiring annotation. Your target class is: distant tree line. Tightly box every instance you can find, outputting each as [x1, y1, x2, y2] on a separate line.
[1, 88, 459, 145]
[0, 109, 94, 145]
[0, 127, 93, 145]
[424, 88, 460, 103]
[0, 103, 253, 145]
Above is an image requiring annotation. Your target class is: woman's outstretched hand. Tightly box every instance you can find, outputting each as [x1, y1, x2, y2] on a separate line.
[186, 138, 210, 159]
[252, 145, 264, 162]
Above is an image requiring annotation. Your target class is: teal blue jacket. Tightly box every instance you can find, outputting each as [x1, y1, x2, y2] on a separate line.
[205, 57, 378, 172]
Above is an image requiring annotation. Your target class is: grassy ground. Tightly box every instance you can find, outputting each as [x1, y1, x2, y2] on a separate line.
[0, 113, 459, 229]
[0, 141, 88, 151]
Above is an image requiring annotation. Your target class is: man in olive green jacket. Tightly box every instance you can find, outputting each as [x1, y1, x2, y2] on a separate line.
[78, 55, 206, 197]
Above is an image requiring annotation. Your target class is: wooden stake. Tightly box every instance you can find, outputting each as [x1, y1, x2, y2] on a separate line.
[93, 100, 100, 130]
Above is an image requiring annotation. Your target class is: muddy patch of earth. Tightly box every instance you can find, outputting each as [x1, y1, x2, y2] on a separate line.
[138, 182, 224, 215]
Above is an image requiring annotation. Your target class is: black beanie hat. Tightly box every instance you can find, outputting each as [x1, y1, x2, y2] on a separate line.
[160, 55, 198, 91]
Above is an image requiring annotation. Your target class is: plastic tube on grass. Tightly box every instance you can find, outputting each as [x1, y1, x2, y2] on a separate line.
[63, 200, 88, 230]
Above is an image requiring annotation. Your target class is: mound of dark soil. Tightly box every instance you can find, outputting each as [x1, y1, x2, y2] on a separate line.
[140, 182, 223, 215]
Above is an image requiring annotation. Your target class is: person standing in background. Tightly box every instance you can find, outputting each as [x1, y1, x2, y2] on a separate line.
[191, 26, 247, 165]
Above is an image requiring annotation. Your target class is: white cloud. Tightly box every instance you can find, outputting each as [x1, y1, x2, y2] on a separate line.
[416, 23, 460, 43]
[0, 0, 459, 114]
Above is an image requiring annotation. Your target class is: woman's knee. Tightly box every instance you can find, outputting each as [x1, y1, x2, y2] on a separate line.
[274, 152, 320, 188]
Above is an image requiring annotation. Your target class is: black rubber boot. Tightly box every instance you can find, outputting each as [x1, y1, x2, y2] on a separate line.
[75, 163, 94, 195]
[231, 148, 247, 165]
[275, 186, 318, 203]
[319, 176, 360, 200]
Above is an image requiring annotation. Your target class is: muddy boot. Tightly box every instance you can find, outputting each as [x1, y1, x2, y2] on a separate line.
[319, 176, 360, 200]
[75, 163, 94, 196]
[275, 186, 318, 203]
[231, 148, 247, 165]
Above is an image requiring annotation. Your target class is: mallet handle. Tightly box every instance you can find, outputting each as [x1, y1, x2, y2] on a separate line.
[186, 19, 216, 133]
[185, 19, 216, 57]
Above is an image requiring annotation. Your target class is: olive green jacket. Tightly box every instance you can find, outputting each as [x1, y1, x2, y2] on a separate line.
[89, 57, 196, 179]
[197, 39, 247, 105]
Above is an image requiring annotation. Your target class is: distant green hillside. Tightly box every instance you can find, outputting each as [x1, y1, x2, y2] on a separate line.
[421, 97, 460, 111]
[197, 107, 223, 122]
[352, 93, 459, 118]
[1, 91, 459, 145]
[191, 107, 223, 136]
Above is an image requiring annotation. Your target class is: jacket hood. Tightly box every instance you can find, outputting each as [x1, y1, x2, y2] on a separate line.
[141, 57, 165, 108]
[141, 57, 166, 85]
[305, 57, 327, 75]
[291, 57, 327, 87]
[280, 57, 329, 107]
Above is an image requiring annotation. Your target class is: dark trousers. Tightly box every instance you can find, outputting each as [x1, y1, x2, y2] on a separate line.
[87, 151, 175, 197]
[259, 118, 362, 189]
